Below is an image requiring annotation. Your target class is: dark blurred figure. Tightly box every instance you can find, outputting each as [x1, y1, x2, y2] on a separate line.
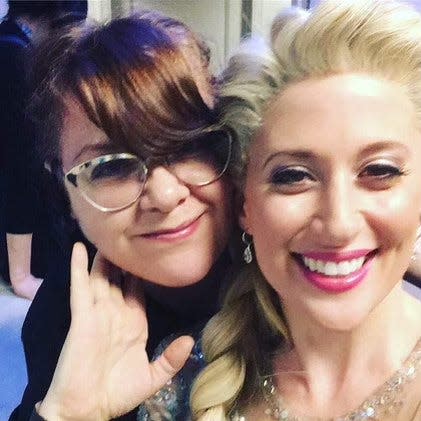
[0, 1, 87, 299]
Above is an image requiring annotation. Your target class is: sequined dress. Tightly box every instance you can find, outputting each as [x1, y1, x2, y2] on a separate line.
[137, 330, 205, 421]
[137, 334, 421, 421]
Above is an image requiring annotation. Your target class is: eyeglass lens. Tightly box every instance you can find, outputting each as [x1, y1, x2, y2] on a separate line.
[75, 132, 231, 210]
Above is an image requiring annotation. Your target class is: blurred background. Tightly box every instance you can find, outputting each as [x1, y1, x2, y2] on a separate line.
[1, 0, 419, 73]
[1, 0, 421, 419]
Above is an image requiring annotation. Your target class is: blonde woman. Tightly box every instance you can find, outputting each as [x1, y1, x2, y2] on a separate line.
[192, 1, 421, 419]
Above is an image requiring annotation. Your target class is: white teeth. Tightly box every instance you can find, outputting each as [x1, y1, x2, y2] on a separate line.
[301, 256, 365, 277]
[337, 261, 351, 276]
[324, 262, 338, 276]
[316, 260, 324, 273]
[309, 258, 317, 271]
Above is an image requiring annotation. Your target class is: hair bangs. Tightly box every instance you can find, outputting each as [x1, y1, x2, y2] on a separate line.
[30, 11, 217, 166]
[66, 18, 216, 158]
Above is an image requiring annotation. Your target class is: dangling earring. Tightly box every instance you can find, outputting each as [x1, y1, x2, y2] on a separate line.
[242, 231, 253, 264]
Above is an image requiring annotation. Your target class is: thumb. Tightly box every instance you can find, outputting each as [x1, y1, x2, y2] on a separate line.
[149, 335, 195, 391]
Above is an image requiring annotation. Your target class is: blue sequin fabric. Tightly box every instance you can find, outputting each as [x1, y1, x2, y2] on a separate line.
[137, 333, 206, 421]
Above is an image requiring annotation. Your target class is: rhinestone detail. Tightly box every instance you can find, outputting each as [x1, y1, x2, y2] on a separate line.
[232, 339, 421, 421]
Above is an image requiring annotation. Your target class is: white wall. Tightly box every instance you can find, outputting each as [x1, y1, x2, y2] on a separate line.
[86, 0, 295, 67]
[132, 0, 244, 71]
[87, 0, 112, 22]
[252, 0, 291, 37]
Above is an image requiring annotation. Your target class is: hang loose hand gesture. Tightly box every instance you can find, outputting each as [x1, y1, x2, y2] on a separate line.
[36, 243, 194, 421]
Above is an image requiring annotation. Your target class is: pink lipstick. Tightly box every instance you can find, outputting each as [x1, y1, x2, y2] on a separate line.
[295, 250, 376, 293]
[141, 215, 202, 242]
[302, 250, 372, 261]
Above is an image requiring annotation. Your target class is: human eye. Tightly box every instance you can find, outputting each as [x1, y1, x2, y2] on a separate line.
[170, 135, 228, 170]
[269, 166, 316, 193]
[90, 157, 139, 182]
[359, 161, 407, 189]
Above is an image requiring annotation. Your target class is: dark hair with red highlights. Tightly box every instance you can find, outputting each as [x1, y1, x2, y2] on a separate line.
[30, 10, 218, 165]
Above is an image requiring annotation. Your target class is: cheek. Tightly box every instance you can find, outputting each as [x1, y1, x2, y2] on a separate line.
[244, 193, 304, 293]
[67, 188, 126, 246]
[196, 179, 234, 226]
[244, 188, 310, 242]
[368, 188, 420, 247]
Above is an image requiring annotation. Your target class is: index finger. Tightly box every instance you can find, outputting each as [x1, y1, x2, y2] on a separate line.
[70, 242, 92, 314]
[90, 251, 122, 302]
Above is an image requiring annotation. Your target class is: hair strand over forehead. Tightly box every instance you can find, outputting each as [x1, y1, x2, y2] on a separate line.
[30, 10, 218, 164]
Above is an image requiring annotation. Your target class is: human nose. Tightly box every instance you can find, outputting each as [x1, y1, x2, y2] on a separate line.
[310, 175, 362, 247]
[138, 166, 190, 213]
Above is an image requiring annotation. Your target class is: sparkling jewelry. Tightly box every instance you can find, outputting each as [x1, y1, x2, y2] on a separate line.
[242, 231, 253, 264]
[232, 339, 421, 420]
[265, 341, 421, 420]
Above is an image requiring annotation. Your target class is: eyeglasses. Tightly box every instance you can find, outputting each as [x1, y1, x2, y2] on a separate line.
[64, 131, 232, 212]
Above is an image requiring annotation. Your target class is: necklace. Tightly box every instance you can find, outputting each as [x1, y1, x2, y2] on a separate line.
[232, 339, 421, 421]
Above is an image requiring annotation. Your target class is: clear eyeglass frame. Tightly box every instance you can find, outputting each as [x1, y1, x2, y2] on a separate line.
[63, 131, 233, 213]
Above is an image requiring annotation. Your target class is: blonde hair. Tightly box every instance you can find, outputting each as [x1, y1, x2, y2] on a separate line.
[191, 1, 421, 419]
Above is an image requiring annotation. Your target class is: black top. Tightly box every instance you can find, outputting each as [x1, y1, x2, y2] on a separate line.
[9, 245, 231, 421]
[0, 19, 40, 233]
[0, 18, 72, 281]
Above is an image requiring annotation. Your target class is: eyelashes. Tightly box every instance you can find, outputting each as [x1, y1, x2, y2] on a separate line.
[359, 163, 407, 179]
[269, 167, 316, 194]
[268, 162, 408, 192]
[269, 167, 314, 185]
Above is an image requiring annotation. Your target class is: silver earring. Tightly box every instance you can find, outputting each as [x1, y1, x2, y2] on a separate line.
[242, 231, 253, 264]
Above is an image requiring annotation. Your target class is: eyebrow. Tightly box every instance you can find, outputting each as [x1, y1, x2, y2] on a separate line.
[355, 140, 410, 159]
[263, 150, 316, 170]
[263, 140, 410, 170]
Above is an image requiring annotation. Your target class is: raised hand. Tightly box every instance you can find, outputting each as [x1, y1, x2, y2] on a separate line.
[37, 243, 194, 421]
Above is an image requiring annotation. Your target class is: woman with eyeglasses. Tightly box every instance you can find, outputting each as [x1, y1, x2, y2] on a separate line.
[11, 11, 235, 421]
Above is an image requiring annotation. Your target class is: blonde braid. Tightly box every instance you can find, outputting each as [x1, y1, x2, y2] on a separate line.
[191, 265, 289, 420]
[190, 267, 253, 420]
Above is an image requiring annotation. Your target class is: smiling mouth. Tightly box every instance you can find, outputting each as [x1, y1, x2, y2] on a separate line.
[291, 250, 378, 293]
[141, 214, 203, 240]
[292, 250, 378, 277]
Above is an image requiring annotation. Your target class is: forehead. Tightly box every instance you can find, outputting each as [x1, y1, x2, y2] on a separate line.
[258, 74, 417, 153]
[60, 97, 109, 170]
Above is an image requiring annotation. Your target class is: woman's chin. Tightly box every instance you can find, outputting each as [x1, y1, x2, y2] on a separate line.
[304, 300, 375, 333]
[129, 258, 216, 288]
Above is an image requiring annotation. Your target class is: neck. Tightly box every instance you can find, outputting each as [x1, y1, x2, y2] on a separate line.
[274, 282, 421, 415]
[142, 248, 231, 320]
